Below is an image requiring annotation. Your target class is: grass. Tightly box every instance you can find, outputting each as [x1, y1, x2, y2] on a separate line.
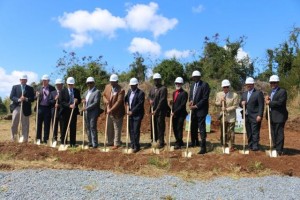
[247, 161, 265, 172]
[148, 156, 170, 169]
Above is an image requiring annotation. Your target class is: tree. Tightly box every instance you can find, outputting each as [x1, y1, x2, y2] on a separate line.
[152, 58, 185, 86]
[0, 97, 7, 114]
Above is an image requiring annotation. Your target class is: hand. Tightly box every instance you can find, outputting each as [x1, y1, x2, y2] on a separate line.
[127, 111, 132, 116]
[189, 101, 193, 106]
[55, 103, 59, 108]
[221, 106, 226, 112]
[74, 98, 78, 104]
[265, 96, 270, 105]
[106, 108, 111, 114]
[190, 105, 197, 110]
[151, 110, 156, 115]
[69, 104, 75, 109]
[19, 96, 26, 102]
[241, 101, 246, 106]
[221, 96, 226, 102]
[81, 107, 87, 111]
[256, 116, 262, 122]
[169, 100, 173, 105]
[82, 99, 86, 103]
[55, 95, 59, 100]
[149, 99, 154, 105]
[36, 91, 40, 97]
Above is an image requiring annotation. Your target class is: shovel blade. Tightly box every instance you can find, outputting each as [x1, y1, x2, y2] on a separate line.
[100, 148, 110, 152]
[51, 140, 57, 148]
[168, 146, 174, 152]
[81, 145, 89, 150]
[266, 150, 277, 157]
[36, 139, 41, 145]
[18, 136, 24, 143]
[223, 147, 230, 154]
[152, 148, 160, 154]
[58, 144, 68, 151]
[182, 151, 192, 158]
[239, 149, 249, 154]
[123, 148, 133, 154]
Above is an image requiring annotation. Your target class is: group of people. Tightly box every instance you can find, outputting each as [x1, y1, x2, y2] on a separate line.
[9, 70, 288, 155]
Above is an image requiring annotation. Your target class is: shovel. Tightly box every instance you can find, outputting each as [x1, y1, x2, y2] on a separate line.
[150, 106, 160, 154]
[123, 105, 133, 154]
[182, 110, 192, 158]
[265, 105, 277, 157]
[167, 109, 174, 152]
[58, 106, 74, 151]
[100, 113, 110, 152]
[222, 101, 230, 154]
[17, 90, 24, 143]
[50, 99, 58, 148]
[81, 106, 89, 150]
[34, 95, 41, 145]
[239, 104, 249, 154]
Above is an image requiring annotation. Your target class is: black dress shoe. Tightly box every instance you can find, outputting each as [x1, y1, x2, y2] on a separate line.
[133, 149, 140, 153]
[198, 148, 206, 154]
[174, 145, 181, 150]
[158, 144, 165, 149]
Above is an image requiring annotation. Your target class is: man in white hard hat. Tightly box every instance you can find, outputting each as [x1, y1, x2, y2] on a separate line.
[82, 77, 101, 148]
[215, 79, 239, 151]
[189, 70, 210, 154]
[265, 75, 288, 156]
[49, 78, 64, 143]
[148, 73, 169, 148]
[240, 77, 264, 151]
[59, 77, 81, 147]
[170, 77, 188, 149]
[35, 74, 56, 144]
[103, 74, 125, 149]
[125, 77, 145, 153]
[10, 74, 35, 142]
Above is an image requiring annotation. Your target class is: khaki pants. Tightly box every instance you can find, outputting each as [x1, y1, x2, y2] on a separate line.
[107, 115, 123, 146]
[11, 106, 30, 142]
[220, 121, 235, 148]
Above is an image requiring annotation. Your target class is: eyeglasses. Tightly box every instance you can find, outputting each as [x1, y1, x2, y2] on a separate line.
[87, 82, 93, 85]
[223, 86, 229, 88]
[270, 82, 277, 84]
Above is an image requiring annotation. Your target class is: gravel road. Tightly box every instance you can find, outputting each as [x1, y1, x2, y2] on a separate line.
[0, 170, 299, 200]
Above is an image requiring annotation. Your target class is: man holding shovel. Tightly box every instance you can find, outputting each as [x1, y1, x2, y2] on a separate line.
[215, 79, 238, 152]
[240, 77, 264, 151]
[148, 73, 169, 149]
[10, 74, 34, 142]
[103, 74, 125, 150]
[189, 70, 210, 154]
[59, 77, 81, 147]
[265, 75, 288, 156]
[82, 77, 101, 149]
[125, 78, 145, 153]
[49, 78, 64, 144]
[171, 77, 188, 149]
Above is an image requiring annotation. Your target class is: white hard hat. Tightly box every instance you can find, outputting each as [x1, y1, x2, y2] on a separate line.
[55, 79, 64, 84]
[86, 77, 95, 83]
[41, 74, 50, 81]
[192, 70, 201, 77]
[109, 74, 118, 82]
[245, 77, 255, 84]
[129, 78, 138, 85]
[174, 77, 184, 84]
[153, 73, 162, 79]
[66, 77, 75, 84]
[221, 79, 230, 87]
[20, 74, 28, 80]
[269, 75, 280, 82]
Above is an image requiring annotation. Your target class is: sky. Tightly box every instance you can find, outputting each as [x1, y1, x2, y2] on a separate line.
[0, 0, 300, 98]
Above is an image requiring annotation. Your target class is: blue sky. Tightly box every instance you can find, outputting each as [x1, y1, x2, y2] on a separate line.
[0, 0, 300, 98]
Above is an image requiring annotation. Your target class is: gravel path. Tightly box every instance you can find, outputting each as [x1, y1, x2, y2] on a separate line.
[0, 170, 299, 200]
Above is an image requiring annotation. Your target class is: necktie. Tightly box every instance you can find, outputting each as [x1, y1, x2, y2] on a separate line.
[247, 91, 251, 102]
[193, 83, 198, 101]
[174, 90, 179, 102]
[70, 89, 74, 104]
[21, 85, 25, 94]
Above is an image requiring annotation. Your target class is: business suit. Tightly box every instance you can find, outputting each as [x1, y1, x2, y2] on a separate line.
[59, 87, 81, 146]
[83, 87, 101, 148]
[189, 80, 210, 148]
[10, 84, 34, 141]
[240, 88, 264, 150]
[103, 84, 125, 146]
[35, 85, 56, 142]
[172, 88, 188, 148]
[268, 87, 288, 154]
[49, 90, 62, 141]
[148, 84, 169, 147]
[125, 88, 145, 151]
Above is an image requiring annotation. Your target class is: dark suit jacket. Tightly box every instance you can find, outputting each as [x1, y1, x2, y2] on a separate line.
[148, 84, 169, 115]
[239, 88, 264, 123]
[49, 90, 61, 118]
[59, 87, 81, 115]
[125, 88, 145, 118]
[269, 87, 288, 123]
[83, 87, 101, 118]
[172, 88, 188, 117]
[36, 85, 56, 105]
[10, 84, 34, 116]
[189, 81, 210, 117]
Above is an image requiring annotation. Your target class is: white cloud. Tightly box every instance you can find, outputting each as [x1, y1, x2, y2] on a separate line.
[125, 2, 178, 37]
[128, 37, 161, 56]
[236, 48, 249, 60]
[164, 49, 192, 59]
[0, 67, 38, 98]
[192, 4, 205, 13]
[58, 8, 126, 48]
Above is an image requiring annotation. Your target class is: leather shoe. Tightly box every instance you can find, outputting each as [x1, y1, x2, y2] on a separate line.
[174, 145, 181, 150]
[133, 149, 140, 153]
[198, 148, 206, 154]
[112, 145, 119, 150]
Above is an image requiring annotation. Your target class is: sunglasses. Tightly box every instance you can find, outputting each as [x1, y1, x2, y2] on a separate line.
[223, 86, 229, 88]
[87, 82, 94, 85]
[270, 82, 277, 84]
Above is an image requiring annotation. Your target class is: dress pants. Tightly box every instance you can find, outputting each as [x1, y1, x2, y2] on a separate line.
[37, 105, 51, 142]
[107, 115, 123, 146]
[151, 114, 166, 146]
[190, 114, 207, 147]
[85, 113, 99, 147]
[129, 115, 142, 150]
[61, 108, 77, 146]
[172, 115, 185, 146]
[271, 122, 285, 153]
[11, 106, 30, 142]
[245, 116, 261, 150]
